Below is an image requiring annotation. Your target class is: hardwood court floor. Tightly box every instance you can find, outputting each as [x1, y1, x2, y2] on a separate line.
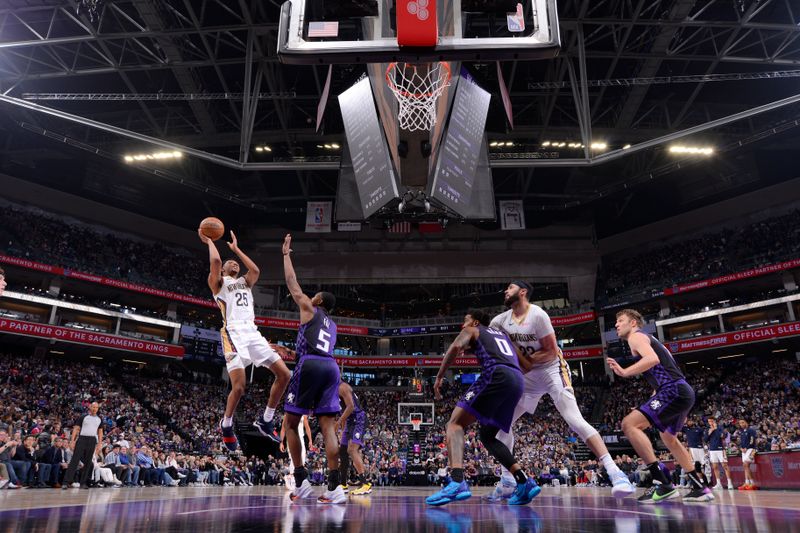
[1, 485, 799, 532]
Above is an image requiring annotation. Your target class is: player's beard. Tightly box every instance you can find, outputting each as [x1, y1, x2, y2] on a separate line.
[504, 292, 520, 308]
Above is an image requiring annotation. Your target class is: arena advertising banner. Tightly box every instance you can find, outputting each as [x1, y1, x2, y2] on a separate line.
[667, 321, 800, 353]
[254, 316, 370, 336]
[278, 348, 601, 367]
[551, 311, 596, 327]
[0, 254, 217, 309]
[662, 258, 800, 296]
[664, 451, 800, 489]
[0, 318, 184, 357]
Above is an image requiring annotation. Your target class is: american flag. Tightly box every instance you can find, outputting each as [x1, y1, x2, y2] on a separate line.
[308, 21, 339, 38]
[388, 221, 412, 233]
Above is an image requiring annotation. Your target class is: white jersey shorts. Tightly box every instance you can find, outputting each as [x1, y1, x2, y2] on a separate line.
[709, 450, 727, 464]
[742, 448, 756, 463]
[689, 447, 706, 463]
[221, 321, 281, 372]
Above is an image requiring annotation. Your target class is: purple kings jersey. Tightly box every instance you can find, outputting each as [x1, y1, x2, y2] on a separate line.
[296, 307, 337, 359]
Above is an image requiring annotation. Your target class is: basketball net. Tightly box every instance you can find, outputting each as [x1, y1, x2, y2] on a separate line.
[410, 417, 423, 431]
[386, 62, 451, 132]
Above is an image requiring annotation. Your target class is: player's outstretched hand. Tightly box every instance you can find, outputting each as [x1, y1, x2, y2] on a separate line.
[197, 228, 211, 244]
[282, 234, 292, 255]
[433, 376, 444, 401]
[607, 358, 627, 377]
[226, 230, 239, 252]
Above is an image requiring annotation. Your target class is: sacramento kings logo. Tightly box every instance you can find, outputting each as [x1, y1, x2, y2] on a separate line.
[771, 457, 785, 478]
[465, 391, 475, 401]
[649, 399, 662, 410]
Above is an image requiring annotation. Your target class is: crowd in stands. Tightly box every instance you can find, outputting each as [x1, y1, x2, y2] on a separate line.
[599, 209, 800, 306]
[0, 204, 209, 297]
[2, 345, 798, 491]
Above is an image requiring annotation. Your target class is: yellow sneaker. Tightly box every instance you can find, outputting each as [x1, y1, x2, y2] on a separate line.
[340, 484, 349, 493]
[351, 482, 373, 495]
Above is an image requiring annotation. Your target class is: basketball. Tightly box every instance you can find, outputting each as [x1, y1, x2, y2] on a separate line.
[199, 217, 225, 241]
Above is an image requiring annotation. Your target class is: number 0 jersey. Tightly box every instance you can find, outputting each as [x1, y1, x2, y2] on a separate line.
[214, 276, 255, 324]
[473, 325, 521, 371]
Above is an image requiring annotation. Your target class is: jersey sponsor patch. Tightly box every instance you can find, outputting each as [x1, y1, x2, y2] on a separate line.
[225, 352, 237, 363]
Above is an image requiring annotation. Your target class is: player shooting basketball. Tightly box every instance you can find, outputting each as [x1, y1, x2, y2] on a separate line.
[198, 228, 291, 451]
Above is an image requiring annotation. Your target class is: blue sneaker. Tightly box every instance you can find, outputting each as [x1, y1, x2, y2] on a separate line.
[484, 478, 516, 502]
[508, 478, 541, 506]
[219, 420, 239, 452]
[425, 480, 472, 506]
[253, 418, 280, 443]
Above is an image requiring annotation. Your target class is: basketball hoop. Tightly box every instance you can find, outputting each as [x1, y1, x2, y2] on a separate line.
[386, 62, 451, 132]
[411, 417, 423, 431]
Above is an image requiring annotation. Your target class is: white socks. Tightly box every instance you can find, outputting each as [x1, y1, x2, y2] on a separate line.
[222, 416, 233, 428]
[264, 407, 276, 423]
[600, 453, 622, 476]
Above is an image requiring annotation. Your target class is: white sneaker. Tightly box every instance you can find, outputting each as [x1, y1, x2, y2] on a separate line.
[0, 479, 8, 489]
[290, 479, 314, 501]
[611, 473, 635, 498]
[317, 485, 347, 504]
[71, 482, 81, 488]
[727, 483, 734, 490]
[713, 483, 722, 490]
[8, 482, 20, 489]
[177, 473, 187, 479]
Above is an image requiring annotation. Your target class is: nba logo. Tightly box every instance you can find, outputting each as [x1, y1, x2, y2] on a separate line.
[315, 206, 324, 224]
[507, 3, 525, 32]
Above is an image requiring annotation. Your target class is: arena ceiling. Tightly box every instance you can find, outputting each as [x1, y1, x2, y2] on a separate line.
[0, 0, 798, 237]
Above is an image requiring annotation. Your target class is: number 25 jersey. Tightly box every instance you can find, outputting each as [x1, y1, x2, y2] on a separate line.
[214, 276, 255, 324]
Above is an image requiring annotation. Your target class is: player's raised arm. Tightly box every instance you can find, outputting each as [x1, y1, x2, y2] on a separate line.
[226, 230, 260, 287]
[282, 234, 315, 322]
[199, 228, 223, 293]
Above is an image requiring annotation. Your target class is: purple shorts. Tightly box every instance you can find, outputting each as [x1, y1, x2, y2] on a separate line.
[456, 365, 523, 433]
[341, 411, 367, 447]
[284, 355, 340, 416]
[637, 380, 695, 435]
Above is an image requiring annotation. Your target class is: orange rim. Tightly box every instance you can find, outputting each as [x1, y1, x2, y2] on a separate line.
[385, 61, 451, 99]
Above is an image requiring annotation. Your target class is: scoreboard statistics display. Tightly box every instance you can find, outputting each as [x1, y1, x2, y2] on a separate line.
[429, 68, 492, 218]
[338, 76, 399, 218]
[180, 326, 223, 363]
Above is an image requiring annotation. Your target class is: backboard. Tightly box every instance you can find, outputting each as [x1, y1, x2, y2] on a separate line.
[277, 0, 560, 64]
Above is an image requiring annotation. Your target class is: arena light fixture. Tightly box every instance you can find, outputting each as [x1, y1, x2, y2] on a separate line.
[123, 150, 182, 162]
[717, 353, 745, 359]
[590, 142, 608, 150]
[254, 145, 272, 152]
[772, 348, 788, 353]
[668, 145, 714, 155]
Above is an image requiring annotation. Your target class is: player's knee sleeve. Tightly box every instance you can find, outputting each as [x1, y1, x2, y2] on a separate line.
[557, 396, 598, 441]
[479, 426, 516, 471]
